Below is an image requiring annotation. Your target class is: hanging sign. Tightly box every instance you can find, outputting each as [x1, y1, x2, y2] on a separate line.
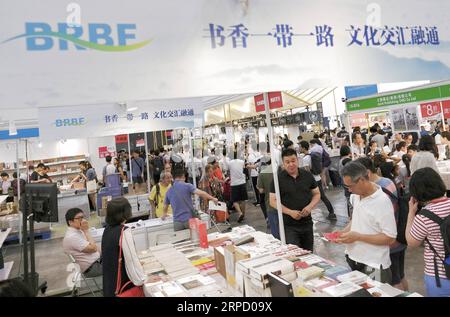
[99, 146, 116, 158]
[115, 134, 128, 144]
[420, 101, 441, 120]
[254, 92, 283, 112]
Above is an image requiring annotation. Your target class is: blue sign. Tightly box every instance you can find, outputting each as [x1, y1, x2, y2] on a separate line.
[345, 85, 379, 99]
[0, 128, 40, 140]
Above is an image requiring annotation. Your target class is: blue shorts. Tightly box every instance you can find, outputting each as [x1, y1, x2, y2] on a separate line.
[424, 274, 450, 297]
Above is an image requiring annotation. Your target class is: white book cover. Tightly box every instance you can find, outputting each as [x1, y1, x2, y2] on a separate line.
[250, 258, 295, 281]
[323, 282, 362, 297]
[336, 270, 368, 284]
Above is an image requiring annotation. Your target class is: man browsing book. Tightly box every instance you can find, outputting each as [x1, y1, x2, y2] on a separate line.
[162, 168, 218, 231]
[336, 161, 397, 283]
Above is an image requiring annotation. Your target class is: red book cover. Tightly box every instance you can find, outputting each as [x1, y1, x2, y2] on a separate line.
[198, 222, 208, 249]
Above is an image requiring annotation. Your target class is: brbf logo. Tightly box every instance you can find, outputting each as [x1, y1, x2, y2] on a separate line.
[2, 22, 151, 52]
[55, 117, 86, 127]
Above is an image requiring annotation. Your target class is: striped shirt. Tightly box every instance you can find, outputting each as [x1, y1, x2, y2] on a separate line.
[410, 198, 450, 278]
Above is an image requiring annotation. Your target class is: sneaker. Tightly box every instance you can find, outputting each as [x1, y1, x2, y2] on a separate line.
[327, 213, 337, 220]
[252, 202, 260, 206]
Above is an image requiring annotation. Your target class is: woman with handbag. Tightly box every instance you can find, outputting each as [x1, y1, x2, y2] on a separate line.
[101, 197, 146, 297]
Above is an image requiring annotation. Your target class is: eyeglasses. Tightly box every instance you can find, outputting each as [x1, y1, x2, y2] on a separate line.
[343, 177, 361, 189]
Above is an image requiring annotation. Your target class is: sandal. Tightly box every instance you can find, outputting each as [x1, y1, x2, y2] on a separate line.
[237, 214, 245, 223]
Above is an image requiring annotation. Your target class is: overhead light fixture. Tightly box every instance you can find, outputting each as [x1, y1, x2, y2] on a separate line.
[127, 105, 138, 112]
[8, 120, 17, 136]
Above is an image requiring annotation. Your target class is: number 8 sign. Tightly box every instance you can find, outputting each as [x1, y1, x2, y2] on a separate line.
[420, 102, 441, 119]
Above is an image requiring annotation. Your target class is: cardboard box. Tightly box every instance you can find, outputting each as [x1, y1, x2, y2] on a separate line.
[214, 247, 226, 278]
[224, 245, 251, 288]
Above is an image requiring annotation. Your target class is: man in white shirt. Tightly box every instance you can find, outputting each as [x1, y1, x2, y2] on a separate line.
[102, 155, 116, 181]
[63, 208, 102, 278]
[228, 150, 248, 223]
[337, 161, 397, 283]
[247, 142, 262, 206]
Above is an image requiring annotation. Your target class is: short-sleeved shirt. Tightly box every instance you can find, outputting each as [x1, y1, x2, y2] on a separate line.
[228, 159, 246, 186]
[63, 227, 100, 272]
[30, 171, 44, 182]
[410, 198, 450, 279]
[346, 186, 397, 269]
[164, 180, 196, 222]
[256, 165, 276, 214]
[270, 168, 317, 227]
[372, 134, 386, 149]
[149, 183, 172, 218]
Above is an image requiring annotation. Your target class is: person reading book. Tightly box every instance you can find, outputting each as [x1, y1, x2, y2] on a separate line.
[337, 161, 397, 284]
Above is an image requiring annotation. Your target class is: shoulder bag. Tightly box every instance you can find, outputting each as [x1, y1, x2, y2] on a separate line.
[115, 226, 145, 297]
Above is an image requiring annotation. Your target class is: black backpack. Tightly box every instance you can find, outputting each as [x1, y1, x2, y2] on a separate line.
[310, 152, 323, 175]
[153, 157, 164, 175]
[154, 183, 161, 208]
[417, 209, 450, 287]
[381, 188, 410, 245]
[322, 150, 331, 168]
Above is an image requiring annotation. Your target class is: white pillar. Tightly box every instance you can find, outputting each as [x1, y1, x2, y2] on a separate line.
[263, 93, 286, 245]
[144, 132, 151, 194]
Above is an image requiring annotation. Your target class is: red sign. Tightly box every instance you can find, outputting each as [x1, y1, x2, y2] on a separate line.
[254, 94, 265, 112]
[420, 101, 441, 119]
[98, 146, 116, 159]
[136, 138, 145, 147]
[443, 100, 450, 119]
[115, 134, 128, 144]
[254, 92, 283, 112]
[350, 113, 367, 127]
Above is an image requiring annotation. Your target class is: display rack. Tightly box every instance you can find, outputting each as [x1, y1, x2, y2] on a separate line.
[0, 155, 86, 184]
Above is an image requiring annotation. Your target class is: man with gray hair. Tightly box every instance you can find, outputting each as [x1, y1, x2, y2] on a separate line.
[149, 171, 173, 218]
[336, 161, 397, 283]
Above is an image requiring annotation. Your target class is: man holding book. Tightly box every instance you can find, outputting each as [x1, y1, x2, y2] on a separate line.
[337, 161, 397, 283]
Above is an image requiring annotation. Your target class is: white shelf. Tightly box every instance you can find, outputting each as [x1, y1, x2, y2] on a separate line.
[1, 158, 85, 172]
[45, 158, 85, 166]
[48, 170, 81, 177]
[0, 228, 11, 248]
[0, 261, 13, 282]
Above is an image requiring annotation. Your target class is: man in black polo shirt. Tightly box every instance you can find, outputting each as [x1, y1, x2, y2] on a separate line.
[269, 148, 320, 251]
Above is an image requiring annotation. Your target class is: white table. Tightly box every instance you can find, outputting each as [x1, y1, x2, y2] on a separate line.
[0, 228, 11, 248]
[91, 213, 209, 252]
[0, 261, 13, 282]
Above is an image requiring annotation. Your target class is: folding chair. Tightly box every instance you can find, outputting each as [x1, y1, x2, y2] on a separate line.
[207, 202, 232, 233]
[66, 253, 102, 297]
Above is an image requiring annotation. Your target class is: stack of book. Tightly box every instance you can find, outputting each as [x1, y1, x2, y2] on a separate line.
[149, 244, 199, 279]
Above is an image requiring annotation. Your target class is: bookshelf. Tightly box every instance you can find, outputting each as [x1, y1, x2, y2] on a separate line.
[0, 155, 87, 183]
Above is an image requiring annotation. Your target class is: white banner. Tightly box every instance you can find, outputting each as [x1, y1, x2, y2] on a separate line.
[1, 0, 450, 111]
[38, 100, 203, 141]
